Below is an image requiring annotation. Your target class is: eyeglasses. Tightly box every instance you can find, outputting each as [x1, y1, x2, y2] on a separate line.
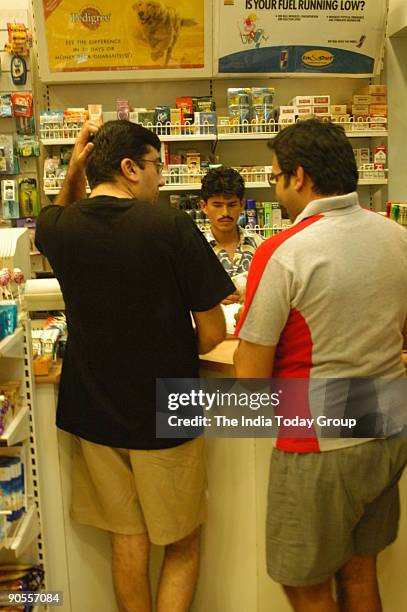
[267, 171, 285, 186]
[137, 159, 164, 174]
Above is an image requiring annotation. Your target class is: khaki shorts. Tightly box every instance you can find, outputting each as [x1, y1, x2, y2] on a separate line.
[266, 438, 407, 587]
[71, 436, 207, 545]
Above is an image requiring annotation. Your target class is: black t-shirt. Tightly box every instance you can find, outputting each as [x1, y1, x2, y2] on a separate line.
[35, 196, 235, 449]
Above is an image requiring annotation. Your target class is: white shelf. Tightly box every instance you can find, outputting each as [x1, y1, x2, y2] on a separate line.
[161, 184, 202, 191]
[217, 130, 387, 141]
[160, 134, 216, 142]
[346, 130, 388, 138]
[359, 178, 388, 185]
[161, 180, 385, 191]
[41, 137, 77, 145]
[0, 327, 24, 359]
[217, 132, 278, 141]
[41, 131, 387, 147]
[41, 135, 217, 145]
[44, 187, 91, 195]
[0, 406, 30, 447]
[5, 504, 40, 557]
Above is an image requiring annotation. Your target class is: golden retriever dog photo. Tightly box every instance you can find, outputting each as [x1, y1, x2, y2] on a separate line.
[133, 1, 197, 65]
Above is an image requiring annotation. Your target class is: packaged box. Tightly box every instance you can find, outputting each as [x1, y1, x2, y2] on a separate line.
[193, 96, 215, 112]
[169, 153, 182, 165]
[313, 105, 330, 115]
[374, 145, 387, 165]
[227, 88, 252, 107]
[154, 106, 171, 126]
[251, 87, 275, 106]
[357, 84, 387, 95]
[176, 97, 193, 113]
[369, 116, 387, 128]
[369, 104, 388, 116]
[289, 95, 312, 106]
[137, 110, 155, 128]
[18, 177, 39, 217]
[279, 106, 297, 116]
[186, 151, 201, 183]
[352, 105, 369, 116]
[360, 148, 370, 164]
[370, 95, 387, 105]
[170, 108, 183, 134]
[88, 104, 102, 123]
[312, 95, 330, 105]
[1, 179, 19, 219]
[162, 142, 169, 167]
[116, 99, 129, 121]
[296, 106, 313, 117]
[217, 116, 231, 134]
[280, 116, 296, 126]
[194, 111, 216, 134]
[331, 105, 347, 115]
[352, 95, 371, 105]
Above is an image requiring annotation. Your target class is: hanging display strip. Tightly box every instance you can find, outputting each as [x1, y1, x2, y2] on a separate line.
[214, 0, 388, 77]
[32, 0, 212, 82]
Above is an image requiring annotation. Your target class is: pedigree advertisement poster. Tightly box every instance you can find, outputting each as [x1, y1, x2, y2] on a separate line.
[214, 0, 388, 76]
[34, 0, 209, 81]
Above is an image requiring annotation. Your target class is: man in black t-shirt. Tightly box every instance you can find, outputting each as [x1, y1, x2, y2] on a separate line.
[35, 121, 235, 612]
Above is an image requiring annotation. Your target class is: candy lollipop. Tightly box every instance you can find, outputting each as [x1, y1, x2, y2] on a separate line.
[12, 268, 25, 309]
[0, 268, 13, 300]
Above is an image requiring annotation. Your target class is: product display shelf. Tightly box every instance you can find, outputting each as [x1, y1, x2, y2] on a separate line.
[45, 178, 388, 195]
[40, 137, 77, 146]
[0, 327, 24, 359]
[0, 318, 47, 578]
[3, 504, 40, 557]
[44, 187, 91, 195]
[0, 405, 30, 447]
[40, 127, 388, 146]
[346, 130, 388, 138]
[359, 178, 388, 186]
[160, 133, 216, 142]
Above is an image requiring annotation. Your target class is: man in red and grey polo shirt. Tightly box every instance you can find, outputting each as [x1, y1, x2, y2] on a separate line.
[234, 119, 407, 611]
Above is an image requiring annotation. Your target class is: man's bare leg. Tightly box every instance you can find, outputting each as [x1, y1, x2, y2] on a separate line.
[156, 527, 201, 612]
[111, 532, 152, 612]
[283, 578, 339, 612]
[335, 555, 381, 612]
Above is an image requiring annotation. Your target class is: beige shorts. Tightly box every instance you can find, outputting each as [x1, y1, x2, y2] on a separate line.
[71, 436, 207, 545]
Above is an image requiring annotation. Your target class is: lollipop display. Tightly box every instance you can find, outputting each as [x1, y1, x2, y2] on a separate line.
[0, 268, 13, 300]
[12, 267, 25, 309]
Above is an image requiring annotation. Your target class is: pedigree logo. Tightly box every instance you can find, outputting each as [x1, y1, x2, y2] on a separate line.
[70, 6, 112, 30]
[301, 50, 334, 68]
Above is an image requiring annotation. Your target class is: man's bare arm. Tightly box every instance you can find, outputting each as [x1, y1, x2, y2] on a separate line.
[234, 339, 276, 378]
[54, 121, 99, 207]
[192, 305, 226, 354]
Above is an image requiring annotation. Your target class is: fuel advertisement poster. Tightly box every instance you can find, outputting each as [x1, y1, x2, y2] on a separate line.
[214, 0, 388, 76]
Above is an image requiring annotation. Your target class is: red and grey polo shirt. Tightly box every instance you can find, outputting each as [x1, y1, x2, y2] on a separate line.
[236, 192, 407, 452]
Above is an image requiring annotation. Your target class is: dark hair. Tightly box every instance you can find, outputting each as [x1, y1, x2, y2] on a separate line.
[200, 166, 245, 201]
[86, 120, 161, 188]
[269, 119, 358, 195]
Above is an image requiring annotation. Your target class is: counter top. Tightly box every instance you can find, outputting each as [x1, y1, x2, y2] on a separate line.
[34, 348, 407, 384]
[199, 338, 237, 376]
[35, 360, 62, 385]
